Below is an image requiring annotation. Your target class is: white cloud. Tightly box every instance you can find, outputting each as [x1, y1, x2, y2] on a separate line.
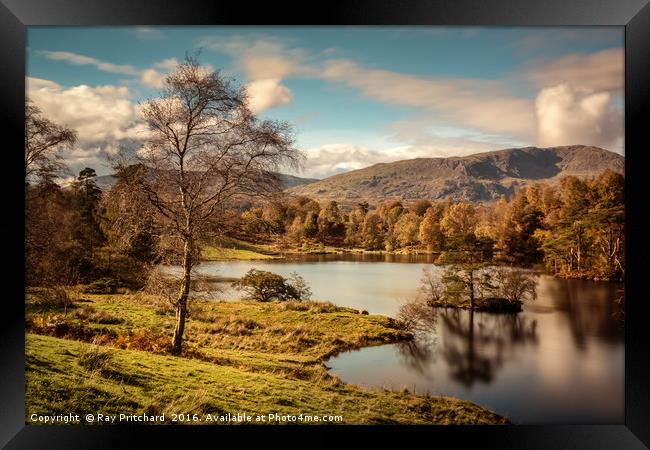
[140, 68, 166, 89]
[36, 51, 182, 90]
[535, 83, 623, 152]
[154, 57, 179, 71]
[245, 78, 293, 113]
[37, 50, 139, 75]
[199, 35, 303, 112]
[27, 77, 148, 175]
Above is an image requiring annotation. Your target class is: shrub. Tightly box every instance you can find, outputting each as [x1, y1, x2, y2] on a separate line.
[232, 269, 311, 302]
[31, 286, 72, 312]
[81, 277, 123, 294]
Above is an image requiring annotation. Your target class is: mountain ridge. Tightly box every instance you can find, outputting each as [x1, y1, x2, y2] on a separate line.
[288, 145, 624, 203]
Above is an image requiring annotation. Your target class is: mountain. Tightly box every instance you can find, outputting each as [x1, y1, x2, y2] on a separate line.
[288, 145, 624, 203]
[92, 172, 318, 191]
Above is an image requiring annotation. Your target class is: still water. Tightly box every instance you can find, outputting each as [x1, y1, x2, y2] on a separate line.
[190, 254, 624, 424]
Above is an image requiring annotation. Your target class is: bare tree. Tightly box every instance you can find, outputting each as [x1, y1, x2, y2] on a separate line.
[419, 267, 445, 306]
[25, 101, 77, 183]
[116, 55, 301, 354]
[491, 266, 537, 304]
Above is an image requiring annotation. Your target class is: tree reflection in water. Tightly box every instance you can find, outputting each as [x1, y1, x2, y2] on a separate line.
[538, 277, 624, 350]
[396, 306, 538, 387]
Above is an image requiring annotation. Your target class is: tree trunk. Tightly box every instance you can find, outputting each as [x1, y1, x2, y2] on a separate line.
[172, 238, 192, 355]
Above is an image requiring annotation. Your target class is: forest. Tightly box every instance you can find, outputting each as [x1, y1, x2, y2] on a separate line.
[232, 170, 625, 281]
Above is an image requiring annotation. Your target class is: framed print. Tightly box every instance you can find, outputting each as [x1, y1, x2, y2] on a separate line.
[1, 0, 649, 448]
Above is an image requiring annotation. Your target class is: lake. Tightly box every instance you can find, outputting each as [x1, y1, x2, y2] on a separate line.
[184, 254, 624, 424]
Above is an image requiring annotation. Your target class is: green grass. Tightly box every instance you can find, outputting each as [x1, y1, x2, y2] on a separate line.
[25, 289, 507, 425]
[200, 236, 280, 261]
[26, 334, 506, 425]
[201, 246, 279, 261]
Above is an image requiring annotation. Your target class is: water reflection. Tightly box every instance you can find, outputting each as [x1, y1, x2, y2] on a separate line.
[184, 255, 623, 423]
[538, 277, 623, 349]
[395, 308, 538, 387]
[439, 309, 538, 387]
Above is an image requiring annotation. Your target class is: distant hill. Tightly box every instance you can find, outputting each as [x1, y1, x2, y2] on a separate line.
[92, 172, 318, 192]
[288, 145, 624, 203]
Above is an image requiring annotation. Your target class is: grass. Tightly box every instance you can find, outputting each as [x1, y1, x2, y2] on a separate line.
[25, 288, 507, 425]
[27, 334, 506, 425]
[201, 236, 280, 261]
[202, 246, 279, 261]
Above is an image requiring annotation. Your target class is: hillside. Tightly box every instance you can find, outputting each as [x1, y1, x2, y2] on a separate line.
[288, 145, 624, 203]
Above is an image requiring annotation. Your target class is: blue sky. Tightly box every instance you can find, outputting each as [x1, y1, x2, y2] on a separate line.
[27, 26, 624, 178]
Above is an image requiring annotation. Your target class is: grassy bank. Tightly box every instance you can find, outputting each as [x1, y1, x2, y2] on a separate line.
[202, 246, 279, 261]
[201, 236, 280, 261]
[25, 289, 507, 425]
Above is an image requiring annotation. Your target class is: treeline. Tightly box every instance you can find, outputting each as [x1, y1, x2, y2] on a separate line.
[25, 168, 149, 289]
[235, 170, 624, 280]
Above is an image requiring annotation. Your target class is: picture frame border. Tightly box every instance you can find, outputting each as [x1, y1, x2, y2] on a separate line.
[1, 0, 648, 448]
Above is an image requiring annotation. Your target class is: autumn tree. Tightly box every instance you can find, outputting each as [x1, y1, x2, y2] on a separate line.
[418, 203, 446, 252]
[361, 213, 385, 250]
[344, 202, 368, 247]
[410, 199, 432, 217]
[394, 211, 422, 247]
[498, 188, 543, 263]
[116, 55, 300, 354]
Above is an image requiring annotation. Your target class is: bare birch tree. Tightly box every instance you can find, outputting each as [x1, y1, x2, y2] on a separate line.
[25, 101, 77, 183]
[115, 55, 300, 354]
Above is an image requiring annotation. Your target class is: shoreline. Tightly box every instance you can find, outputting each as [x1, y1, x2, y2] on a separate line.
[25, 291, 507, 425]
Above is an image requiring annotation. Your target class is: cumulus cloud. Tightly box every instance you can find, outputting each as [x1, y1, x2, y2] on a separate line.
[535, 83, 623, 152]
[139, 58, 181, 88]
[140, 68, 166, 89]
[37, 51, 139, 75]
[245, 78, 293, 113]
[27, 77, 148, 174]
[199, 35, 304, 112]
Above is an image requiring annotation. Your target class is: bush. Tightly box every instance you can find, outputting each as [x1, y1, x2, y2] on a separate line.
[31, 286, 72, 312]
[81, 277, 123, 294]
[232, 269, 311, 302]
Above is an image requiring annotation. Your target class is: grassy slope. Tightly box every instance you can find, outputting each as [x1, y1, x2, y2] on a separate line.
[201, 246, 278, 261]
[25, 292, 507, 425]
[27, 334, 504, 424]
[201, 236, 279, 261]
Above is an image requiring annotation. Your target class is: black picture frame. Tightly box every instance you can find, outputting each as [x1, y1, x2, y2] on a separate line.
[1, 0, 649, 448]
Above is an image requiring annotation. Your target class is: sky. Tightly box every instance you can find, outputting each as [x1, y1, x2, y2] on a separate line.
[26, 26, 624, 179]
